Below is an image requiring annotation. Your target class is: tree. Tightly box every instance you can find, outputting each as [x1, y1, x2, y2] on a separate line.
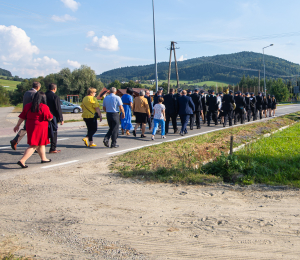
[0, 86, 10, 106]
[109, 80, 121, 89]
[70, 65, 104, 101]
[270, 79, 289, 102]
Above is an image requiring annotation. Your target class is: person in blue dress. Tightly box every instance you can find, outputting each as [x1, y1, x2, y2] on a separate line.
[121, 88, 134, 135]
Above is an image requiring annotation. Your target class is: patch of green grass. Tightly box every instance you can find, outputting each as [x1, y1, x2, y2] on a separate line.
[112, 112, 300, 185]
[0, 79, 19, 90]
[1, 254, 30, 260]
[203, 122, 300, 187]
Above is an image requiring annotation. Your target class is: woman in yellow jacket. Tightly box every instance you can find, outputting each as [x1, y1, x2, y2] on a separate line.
[81, 88, 102, 147]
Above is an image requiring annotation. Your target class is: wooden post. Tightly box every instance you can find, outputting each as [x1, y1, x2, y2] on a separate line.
[173, 42, 180, 89]
[230, 136, 234, 155]
[167, 42, 173, 93]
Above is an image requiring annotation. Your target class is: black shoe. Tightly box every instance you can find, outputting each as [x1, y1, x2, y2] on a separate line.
[103, 139, 109, 147]
[207, 124, 210, 126]
[180, 132, 184, 136]
[215, 123, 218, 125]
[17, 161, 28, 168]
[190, 127, 193, 130]
[133, 130, 136, 137]
[10, 140, 17, 150]
[197, 126, 201, 129]
[41, 159, 52, 163]
[174, 129, 179, 134]
[111, 144, 119, 148]
[141, 134, 147, 138]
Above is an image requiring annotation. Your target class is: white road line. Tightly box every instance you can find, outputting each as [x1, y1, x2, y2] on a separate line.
[107, 109, 300, 155]
[0, 146, 11, 150]
[57, 138, 69, 141]
[41, 160, 79, 169]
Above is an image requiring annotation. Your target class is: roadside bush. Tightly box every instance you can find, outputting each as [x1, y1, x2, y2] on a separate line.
[0, 86, 11, 106]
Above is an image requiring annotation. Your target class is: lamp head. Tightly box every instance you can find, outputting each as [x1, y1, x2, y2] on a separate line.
[270, 44, 274, 46]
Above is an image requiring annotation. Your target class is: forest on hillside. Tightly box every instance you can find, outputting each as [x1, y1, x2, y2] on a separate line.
[98, 51, 300, 85]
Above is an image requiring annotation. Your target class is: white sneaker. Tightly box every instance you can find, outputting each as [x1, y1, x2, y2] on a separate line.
[151, 136, 155, 140]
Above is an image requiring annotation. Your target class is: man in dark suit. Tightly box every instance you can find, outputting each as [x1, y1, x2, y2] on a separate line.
[10, 82, 41, 150]
[177, 90, 195, 136]
[153, 88, 163, 106]
[145, 90, 153, 130]
[234, 91, 246, 124]
[256, 91, 263, 119]
[250, 93, 257, 120]
[222, 89, 235, 127]
[163, 88, 178, 134]
[206, 90, 218, 126]
[45, 83, 64, 153]
[190, 89, 202, 129]
[200, 90, 207, 124]
[244, 92, 251, 122]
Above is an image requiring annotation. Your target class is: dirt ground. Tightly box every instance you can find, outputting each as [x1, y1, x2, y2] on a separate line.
[0, 160, 300, 260]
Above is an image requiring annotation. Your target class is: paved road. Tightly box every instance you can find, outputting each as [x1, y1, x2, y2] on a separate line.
[1, 104, 300, 178]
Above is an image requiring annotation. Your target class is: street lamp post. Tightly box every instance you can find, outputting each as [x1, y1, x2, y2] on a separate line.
[152, 0, 158, 92]
[263, 44, 274, 94]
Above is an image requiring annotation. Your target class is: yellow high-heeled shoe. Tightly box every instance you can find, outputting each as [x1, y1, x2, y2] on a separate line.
[82, 137, 88, 147]
[89, 143, 97, 147]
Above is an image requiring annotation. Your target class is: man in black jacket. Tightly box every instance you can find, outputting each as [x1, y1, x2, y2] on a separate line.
[190, 89, 202, 129]
[163, 88, 178, 134]
[200, 90, 207, 124]
[222, 89, 235, 127]
[250, 93, 257, 121]
[245, 92, 252, 122]
[45, 83, 64, 153]
[234, 91, 246, 124]
[206, 90, 218, 126]
[256, 91, 263, 119]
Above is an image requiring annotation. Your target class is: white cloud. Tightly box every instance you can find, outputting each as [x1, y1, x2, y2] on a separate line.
[86, 31, 95, 37]
[0, 25, 60, 77]
[87, 35, 119, 51]
[178, 55, 187, 61]
[61, 0, 80, 12]
[67, 59, 80, 68]
[51, 14, 77, 22]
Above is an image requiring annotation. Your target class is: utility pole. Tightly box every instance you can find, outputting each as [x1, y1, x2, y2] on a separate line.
[152, 0, 158, 92]
[167, 41, 180, 93]
[258, 70, 260, 93]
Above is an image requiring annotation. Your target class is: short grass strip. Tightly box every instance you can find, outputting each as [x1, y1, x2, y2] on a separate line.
[112, 112, 300, 186]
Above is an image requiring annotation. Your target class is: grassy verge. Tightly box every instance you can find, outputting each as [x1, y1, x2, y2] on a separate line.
[0, 254, 30, 260]
[111, 112, 300, 186]
[203, 122, 300, 187]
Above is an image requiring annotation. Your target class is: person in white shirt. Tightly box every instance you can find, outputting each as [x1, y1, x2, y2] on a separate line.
[151, 97, 166, 140]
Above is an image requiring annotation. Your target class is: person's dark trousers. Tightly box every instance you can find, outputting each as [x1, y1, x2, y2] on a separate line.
[207, 110, 218, 125]
[166, 113, 178, 133]
[203, 110, 207, 124]
[12, 121, 27, 144]
[191, 112, 201, 129]
[84, 117, 98, 142]
[237, 109, 245, 124]
[251, 107, 257, 120]
[257, 107, 262, 119]
[180, 114, 190, 134]
[223, 110, 233, 126]
[147, 115, 152, 129]
[246, 109, 251, 122]
[49, 116, 58, 151]
[105, 112, 120, 146]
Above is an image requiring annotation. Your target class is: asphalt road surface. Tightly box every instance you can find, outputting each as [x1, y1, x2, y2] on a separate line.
[1, 104, 300, 178]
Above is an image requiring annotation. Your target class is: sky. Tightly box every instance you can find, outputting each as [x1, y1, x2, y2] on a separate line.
[0, 0, 300, 78]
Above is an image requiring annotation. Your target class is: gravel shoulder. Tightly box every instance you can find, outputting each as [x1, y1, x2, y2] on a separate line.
[1, 159, 300, 259]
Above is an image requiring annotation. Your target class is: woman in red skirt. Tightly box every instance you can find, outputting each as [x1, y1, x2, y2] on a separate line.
[14, 92, 53, 168]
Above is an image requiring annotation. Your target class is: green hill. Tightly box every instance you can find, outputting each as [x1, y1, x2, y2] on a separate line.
[98, 51, 300, 84]
[0, 68, 12, 77]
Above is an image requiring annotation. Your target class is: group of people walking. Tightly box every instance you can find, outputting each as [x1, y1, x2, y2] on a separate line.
[11, 84, 278, 168]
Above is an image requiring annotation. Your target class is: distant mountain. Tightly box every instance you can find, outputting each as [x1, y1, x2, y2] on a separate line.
[97, 51, 300, 84]
[0, 68, 12, 77]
